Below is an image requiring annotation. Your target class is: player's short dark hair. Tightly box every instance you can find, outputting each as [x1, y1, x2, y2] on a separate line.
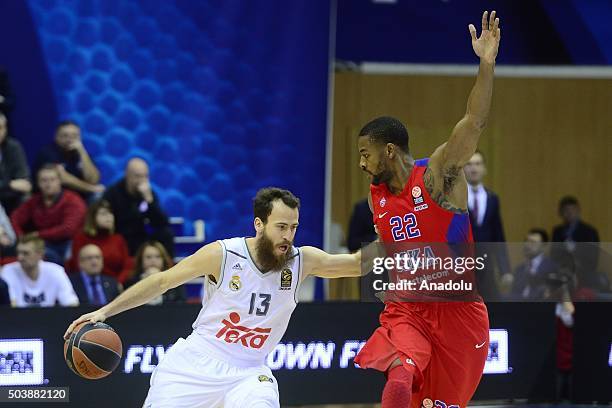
[55, 120, 79, 132]
[358, 116, 409, 153]
[527, 228, 549, 242]
[558, 196, 579, 212]
[253, 187, 300, 223]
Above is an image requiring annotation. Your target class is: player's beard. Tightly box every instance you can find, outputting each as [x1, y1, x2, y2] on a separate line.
[256, 230, 293, 272]
[371, 158, 393, 186]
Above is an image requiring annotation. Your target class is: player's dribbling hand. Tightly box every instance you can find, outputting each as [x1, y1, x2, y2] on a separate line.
[63, 310, 107, 340]
[469, 10, 501, 64]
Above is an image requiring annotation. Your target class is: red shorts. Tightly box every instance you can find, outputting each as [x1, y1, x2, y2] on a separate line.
[355, 301, 489, 408]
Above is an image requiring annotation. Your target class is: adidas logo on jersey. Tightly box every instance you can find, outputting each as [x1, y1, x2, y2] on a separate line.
[232, 262, 243, 270]
[216, 312, 272, 349]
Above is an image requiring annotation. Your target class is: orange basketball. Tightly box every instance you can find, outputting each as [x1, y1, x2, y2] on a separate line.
[64, 322, 122, 380]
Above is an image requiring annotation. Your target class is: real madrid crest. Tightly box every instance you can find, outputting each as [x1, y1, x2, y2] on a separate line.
[280, 268, 292, 290]
[229, 275, 242, 291]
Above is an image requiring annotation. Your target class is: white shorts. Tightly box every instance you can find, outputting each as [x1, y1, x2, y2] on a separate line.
[143, 335, 279, 408]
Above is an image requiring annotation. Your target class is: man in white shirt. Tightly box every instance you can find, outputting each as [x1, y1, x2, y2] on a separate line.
[0, 235, 79, 307]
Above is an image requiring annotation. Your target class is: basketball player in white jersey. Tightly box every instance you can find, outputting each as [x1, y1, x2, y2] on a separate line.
[64, 187, 369, 408]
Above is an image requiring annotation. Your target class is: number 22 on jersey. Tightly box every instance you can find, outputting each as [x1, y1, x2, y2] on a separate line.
[389, 213, 421, 241]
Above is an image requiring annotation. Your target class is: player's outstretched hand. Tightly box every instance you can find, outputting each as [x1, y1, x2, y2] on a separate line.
[468, 10, 501, 64]
[63, 310, 107, 340]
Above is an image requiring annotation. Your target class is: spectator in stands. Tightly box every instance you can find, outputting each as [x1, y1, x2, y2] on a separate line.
[0, 203, 16, 258]
[0, 235, 78, 307]
[35, 120, 104, 200]
[103, 158, 174, 256]
[66, 199, 132, 284]
[69, 244, 120, 306]
[0, 112, 31, 214]
[347, 198, 376, 253]
[463, 150, 511, 299]
[0, 275, 9, 306]
[10, 164, 86, 264]
[126, 241, 185, 304]
[512, 229, 557, 299]
[552, 196, 602, 293]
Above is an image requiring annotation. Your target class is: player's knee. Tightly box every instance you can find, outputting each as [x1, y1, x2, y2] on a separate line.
[386, 377, 412, 392]
[387, 364, 415, 387]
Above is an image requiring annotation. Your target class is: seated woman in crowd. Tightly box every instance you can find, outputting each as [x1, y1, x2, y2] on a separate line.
[125, 240, 185, 304]
[66, 200, 132, 284]
[0, 203, 16, 260]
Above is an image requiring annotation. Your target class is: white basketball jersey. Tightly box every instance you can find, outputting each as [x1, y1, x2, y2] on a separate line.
[191, 237, 302, 367]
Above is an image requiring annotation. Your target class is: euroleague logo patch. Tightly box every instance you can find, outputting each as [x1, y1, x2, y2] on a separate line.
[280, 268, 292, 290]
[380, 197, 386, 208]
[412, 185, 425, 206]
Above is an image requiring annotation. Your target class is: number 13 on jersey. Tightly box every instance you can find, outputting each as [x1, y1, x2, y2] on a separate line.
[390, 213, 421, 241]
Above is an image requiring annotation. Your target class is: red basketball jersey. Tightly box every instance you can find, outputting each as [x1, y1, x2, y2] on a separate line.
[371, 158, 473, 245]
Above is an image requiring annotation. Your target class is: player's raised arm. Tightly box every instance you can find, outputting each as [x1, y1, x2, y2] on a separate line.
[432, 11, 501, 170]
[63, 242, 222, 339]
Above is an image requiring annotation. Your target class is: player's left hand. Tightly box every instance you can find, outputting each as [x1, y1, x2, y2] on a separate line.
[469, 10, 501, 64]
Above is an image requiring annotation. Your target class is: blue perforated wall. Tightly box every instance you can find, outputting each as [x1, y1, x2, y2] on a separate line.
[15, 0, 330, 245]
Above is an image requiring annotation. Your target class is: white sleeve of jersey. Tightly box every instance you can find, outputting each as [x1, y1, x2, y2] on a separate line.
[53, 266, 80, 306]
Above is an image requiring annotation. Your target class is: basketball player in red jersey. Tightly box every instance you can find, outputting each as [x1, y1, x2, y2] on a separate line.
[354, 11, 501, 408]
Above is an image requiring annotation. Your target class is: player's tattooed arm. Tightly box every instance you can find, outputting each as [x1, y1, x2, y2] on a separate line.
[423, 166, 467, 213]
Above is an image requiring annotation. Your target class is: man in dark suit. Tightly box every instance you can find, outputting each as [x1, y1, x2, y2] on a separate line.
[0, 276, 9, 305]
[464, 150, 511, 300]
[347, 198, 377, 253]
[69, 244, 120, 306]
[103, 158, 174, 256]
[552, 196, 602, 292]
[512, 229, 558, 299]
